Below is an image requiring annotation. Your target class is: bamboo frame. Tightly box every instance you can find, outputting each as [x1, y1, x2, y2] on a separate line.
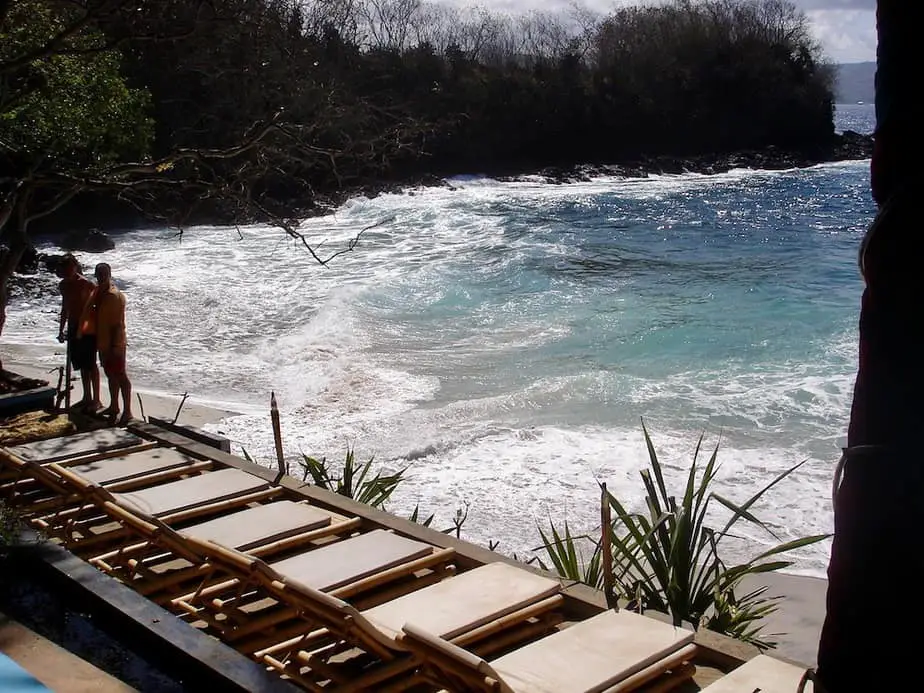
[0, 442, 195, 523]
[399, 622, 699, 693]
[45, 463, 282, 551]
[171, 533, 458, 642]
[2, 424, 756, 693]
[254, 569, 566, 692]
[127, 517, 364, 601]
[0, 441, 160, 483]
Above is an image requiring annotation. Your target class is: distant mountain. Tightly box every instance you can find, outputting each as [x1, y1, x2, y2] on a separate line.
[835, 62, 875, 104]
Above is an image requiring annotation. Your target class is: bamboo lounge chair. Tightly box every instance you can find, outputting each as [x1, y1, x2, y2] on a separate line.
[25, 446, 214, 531]
[397, 608, 697, 693]
[46, 464, 281, 553]
[56, 447, 212, 489]
[0, 436, 159, 511]
[0, 447, 80, 508]
[698, 654, 813, 692]
[87, 497, 231, 591]
[114, 466, 277, 517]
[88, 498, 362, 601]
[2, 427, 143, 465]
[50, 487, 352, 608]
[172, 528, 457, 645]
[255, 561, 565, 691]
[0, 442, 207, 522]
[12, 448, 210, 548]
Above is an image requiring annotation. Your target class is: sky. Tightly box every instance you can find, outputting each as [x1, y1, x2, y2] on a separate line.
[467, 0, 877, 63]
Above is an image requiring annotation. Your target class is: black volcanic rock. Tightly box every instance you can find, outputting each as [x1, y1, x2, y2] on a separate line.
[61, 228, 116, 253]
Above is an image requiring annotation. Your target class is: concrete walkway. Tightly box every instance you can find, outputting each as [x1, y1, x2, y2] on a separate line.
[743, 571, 828, 667]
[0, 612, 135, 693]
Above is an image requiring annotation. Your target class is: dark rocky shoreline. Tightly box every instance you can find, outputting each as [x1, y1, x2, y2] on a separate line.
[517, 130, 873, 185]
[14, 130, 873, 275]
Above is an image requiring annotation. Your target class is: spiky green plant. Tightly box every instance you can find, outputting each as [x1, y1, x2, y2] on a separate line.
[604, 422, 827, 647]
[298, 448, 406, 508]
[536, 423, 827, 650]
[535, 521, 603, 587]
[245, 444, 468, 535]
[408, 503, 435, 527]
[707, 584, 783, 650]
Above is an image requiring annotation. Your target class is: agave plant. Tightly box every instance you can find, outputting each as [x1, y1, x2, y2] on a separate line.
[536, 422, 827, 650]
[298, 448, 407, 509]
[707, 583, 783, 650]
[535, 520, 603, 588]
[408, 503, 436, 527]
[604, 422, 827, 647]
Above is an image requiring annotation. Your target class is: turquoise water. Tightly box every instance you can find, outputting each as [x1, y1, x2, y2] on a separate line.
[6, 106, 876, 573]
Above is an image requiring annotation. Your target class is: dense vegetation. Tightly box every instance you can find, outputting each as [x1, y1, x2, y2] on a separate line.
[110, 0, 837, 193]
[1, 0, 835, 339]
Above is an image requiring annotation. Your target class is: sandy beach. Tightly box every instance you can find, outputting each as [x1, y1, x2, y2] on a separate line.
[742, 572, 826, 666]
[2, 341, 829, 668]
[2, 343, 249, 429]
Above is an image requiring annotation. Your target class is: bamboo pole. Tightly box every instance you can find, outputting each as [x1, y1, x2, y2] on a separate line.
[270, 391, 287, 477]
[54, 366, 65, 410]
[64, 339, 72, 411]
[601, 482, 616, 609]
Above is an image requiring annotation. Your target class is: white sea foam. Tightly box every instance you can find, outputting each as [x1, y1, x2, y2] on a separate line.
[6, 160, 873, 577]
[310, 422, 834, 573]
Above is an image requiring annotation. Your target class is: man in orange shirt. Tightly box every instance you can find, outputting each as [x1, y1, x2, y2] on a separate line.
[56, 254, 101, 411]
[85, 262, 133, 425]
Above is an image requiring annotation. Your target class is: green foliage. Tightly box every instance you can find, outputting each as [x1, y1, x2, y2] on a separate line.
[605, 423, 827, 637]
[707, 584, 783, 650]
[242, 444, 466, 535]
[1, 0, 837, 240]
[408, 503, 435, 527]
[535, 521, 602, 587]
[298, 448, 406, 509]
[537, 423, 827, 650]
[0, 1, 153, 171]
[0, 500, 21, 550]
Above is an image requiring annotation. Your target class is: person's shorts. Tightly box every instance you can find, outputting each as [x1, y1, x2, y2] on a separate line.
[68, 334, 97, 371]
[99, 350, 126, 378]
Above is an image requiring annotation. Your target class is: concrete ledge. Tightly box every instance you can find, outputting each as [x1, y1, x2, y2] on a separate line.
[0, 610, 135, 692]
[148, 416, 231, 452]
[5, 534, 296, 693]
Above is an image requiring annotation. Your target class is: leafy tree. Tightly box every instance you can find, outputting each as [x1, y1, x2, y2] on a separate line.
[0, 0, 425, 362]
[1, 1, 155, 349]
[0, 1, 153, 166]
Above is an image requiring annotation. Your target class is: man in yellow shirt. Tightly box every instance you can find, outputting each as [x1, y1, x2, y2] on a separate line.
[84, 263, 133, 425]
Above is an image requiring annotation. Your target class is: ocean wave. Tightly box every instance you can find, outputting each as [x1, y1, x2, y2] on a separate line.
[8, 160, 870, 576]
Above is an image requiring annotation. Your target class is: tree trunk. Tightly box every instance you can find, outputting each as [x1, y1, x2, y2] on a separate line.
[816, 2, 923, 690]
[0, 194, 31, 369]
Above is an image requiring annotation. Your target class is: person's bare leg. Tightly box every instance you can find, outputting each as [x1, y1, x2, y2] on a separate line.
[101, 374, 120, 422]
[118, 373, 133, 424]
[79, 368, 92, 407]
